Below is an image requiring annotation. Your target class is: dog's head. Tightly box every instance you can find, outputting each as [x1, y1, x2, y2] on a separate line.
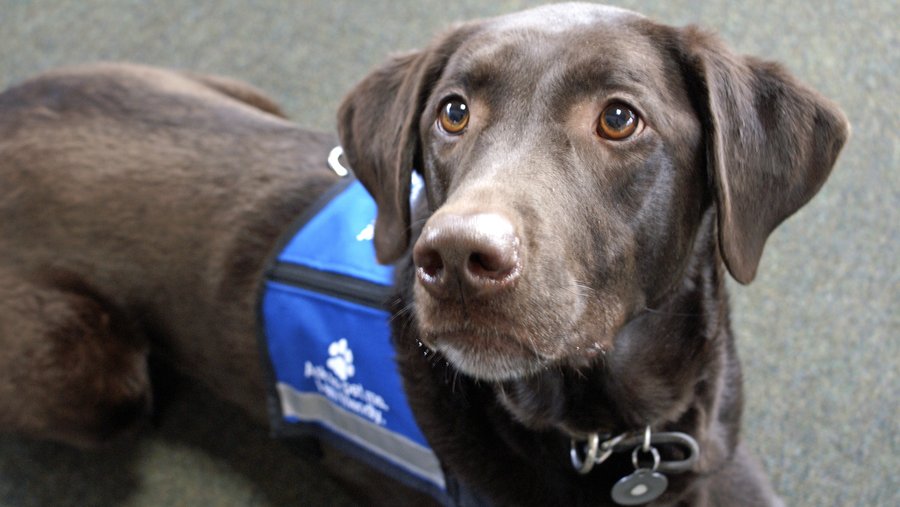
[338, 3, 848, 382]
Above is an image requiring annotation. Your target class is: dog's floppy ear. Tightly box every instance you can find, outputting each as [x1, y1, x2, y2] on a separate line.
[678, 28, 849, 283]
[338, 26, 477, 264]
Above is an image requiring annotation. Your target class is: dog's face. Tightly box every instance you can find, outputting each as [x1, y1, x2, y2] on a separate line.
[410, 6, 707, 380]
[339, 3, 848, 382]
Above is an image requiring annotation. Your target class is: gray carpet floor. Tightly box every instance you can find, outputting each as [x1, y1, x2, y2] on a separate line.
[1, 1, 897, 506]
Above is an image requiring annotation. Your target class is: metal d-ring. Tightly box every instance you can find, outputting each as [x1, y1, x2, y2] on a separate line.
[571, 432, 629, 475]
[631, 444, 661, 472]
[570, 433, 600, 474]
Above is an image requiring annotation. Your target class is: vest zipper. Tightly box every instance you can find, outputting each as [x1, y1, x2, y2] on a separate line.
[266, 261, 392, 310]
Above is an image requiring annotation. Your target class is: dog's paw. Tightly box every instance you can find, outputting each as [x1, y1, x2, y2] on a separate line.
[326, 338, 355, 381]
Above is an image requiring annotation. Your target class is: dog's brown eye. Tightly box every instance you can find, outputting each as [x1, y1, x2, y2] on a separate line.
[598, 103, 638, 140]
[438, 99, 469, 134]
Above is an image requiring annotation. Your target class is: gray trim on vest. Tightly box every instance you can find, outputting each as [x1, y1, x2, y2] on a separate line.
[276, 382, 446, 489]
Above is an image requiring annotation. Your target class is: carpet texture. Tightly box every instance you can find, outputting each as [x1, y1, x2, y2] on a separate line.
[0, 1, 896, 506]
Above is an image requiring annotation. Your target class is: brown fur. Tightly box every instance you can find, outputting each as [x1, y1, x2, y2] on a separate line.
[0, 63, 336, 435]
[0, 4, 847, 506]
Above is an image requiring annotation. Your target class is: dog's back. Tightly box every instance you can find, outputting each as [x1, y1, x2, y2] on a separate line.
[0, 63, 337, 443]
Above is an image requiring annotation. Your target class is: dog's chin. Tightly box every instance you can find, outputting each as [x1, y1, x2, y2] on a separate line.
[420, 330, 553, 382]
[422, 326, 608, 382]
[434, 341, 549, 382]
[435, 343, 547, 382]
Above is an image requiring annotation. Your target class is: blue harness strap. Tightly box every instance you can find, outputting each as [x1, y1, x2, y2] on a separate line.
[257, 174, 448, 502]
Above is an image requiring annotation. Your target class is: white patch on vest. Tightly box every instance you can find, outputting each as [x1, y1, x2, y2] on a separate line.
[355, 173, 423, 242]
[410, 171, 424, 202]
[304, 339, 391, 426]
[356, 221, 375, 242]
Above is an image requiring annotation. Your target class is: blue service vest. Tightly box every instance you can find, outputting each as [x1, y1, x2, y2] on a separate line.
[257, 173, 449, 503]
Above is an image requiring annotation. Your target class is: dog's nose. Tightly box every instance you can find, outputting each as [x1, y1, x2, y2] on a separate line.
[413, 212, 521, 299]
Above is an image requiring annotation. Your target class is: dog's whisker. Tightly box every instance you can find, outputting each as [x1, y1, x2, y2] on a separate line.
[389, 301, 417, 323]
[451, 368, 462, 394]
[641, 306, 703, 318]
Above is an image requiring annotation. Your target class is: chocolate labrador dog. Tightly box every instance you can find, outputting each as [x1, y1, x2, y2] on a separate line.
[0, 3, 847, 506]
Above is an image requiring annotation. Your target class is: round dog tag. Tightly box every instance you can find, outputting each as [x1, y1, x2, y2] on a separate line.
[610, 469, 668, 505]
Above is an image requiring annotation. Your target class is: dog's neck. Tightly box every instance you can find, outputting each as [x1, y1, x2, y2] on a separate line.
[488, 211, 733, 463]
[394, 209, 737, 501]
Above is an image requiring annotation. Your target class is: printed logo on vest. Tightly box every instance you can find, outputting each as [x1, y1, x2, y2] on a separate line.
[326, 338, 355, 381]
[304, 338, 390, 426]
